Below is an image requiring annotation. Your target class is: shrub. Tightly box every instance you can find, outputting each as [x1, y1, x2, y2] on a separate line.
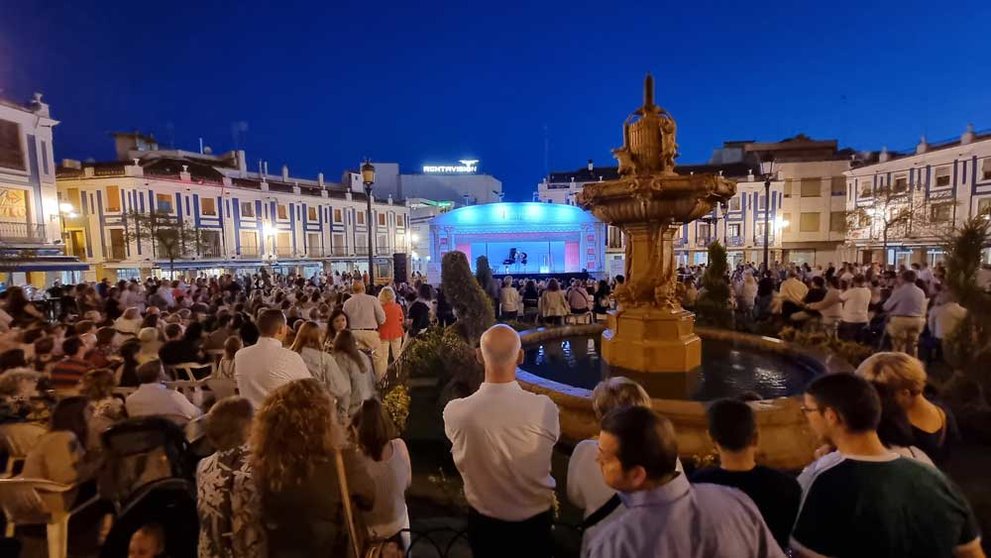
[695, 241, 733, 327]
[442, 251, 495, 346]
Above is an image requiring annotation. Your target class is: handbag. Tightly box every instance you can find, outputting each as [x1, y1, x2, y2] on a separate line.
[335, 450, 404, 558]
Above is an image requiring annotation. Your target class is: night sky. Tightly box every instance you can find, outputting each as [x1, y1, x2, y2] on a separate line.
[2, 0, 989, 200]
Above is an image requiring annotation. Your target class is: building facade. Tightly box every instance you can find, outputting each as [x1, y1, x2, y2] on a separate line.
[344, 160, 503, 206]
[56, 133, 410, 281]
[844, 126, 991, 267]
[0, 93, 85, 288]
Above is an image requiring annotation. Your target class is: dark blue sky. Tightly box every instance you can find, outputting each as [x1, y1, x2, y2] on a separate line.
[3, 0, 989, 200]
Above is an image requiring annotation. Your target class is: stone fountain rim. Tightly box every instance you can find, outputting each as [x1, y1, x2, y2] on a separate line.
[516, 323, 853, 414]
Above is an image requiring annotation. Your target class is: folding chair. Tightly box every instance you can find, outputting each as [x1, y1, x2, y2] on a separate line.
[165, 362, 213, 406]
[0, 478, 101, 558]
[0, 422, 46, 479]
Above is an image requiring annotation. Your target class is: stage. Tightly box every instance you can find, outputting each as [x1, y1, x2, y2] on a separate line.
[425, 202, 606, 284]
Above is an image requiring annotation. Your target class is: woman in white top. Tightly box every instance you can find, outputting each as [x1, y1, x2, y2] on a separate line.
[499, 276, 522, 319]
[735, 272, 758, 314]
[333, 330, 377, 417]
[566, 377, 682, 554]
[291, 321, 351, 424]
[350, 398, 412, 551]
[538, 279, 569, 326]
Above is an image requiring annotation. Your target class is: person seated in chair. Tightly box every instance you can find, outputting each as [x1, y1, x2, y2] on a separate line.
[125, 360, 202, 422]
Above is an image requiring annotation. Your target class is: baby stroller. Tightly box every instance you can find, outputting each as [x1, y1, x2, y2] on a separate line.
[97, 417, 199, 557]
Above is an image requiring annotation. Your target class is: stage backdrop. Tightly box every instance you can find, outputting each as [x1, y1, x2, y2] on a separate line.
[427, 202, 606, 283]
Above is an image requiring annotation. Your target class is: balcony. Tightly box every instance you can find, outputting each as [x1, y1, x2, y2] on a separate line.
[239, 247, 260, 257]
[727, 236, 744, 247]
[355, 246, 370, 256]
[376, 244, 391, 254]
[307, 246, 324, 258]
[0, 221, 48, 243]
[695, 237, 712, 247]
[329, 246, 348, 257]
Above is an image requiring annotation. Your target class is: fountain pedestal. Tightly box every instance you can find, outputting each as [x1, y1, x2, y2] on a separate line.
[603, 306, 701, 372]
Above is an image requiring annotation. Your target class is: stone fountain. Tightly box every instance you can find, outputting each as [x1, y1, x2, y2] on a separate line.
[576, 75, 735, 373]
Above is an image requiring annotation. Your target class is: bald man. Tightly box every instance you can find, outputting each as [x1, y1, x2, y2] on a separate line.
[443, 324, 560, 558]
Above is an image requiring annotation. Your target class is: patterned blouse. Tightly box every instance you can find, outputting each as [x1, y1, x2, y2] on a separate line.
[196, 445, 266, 558]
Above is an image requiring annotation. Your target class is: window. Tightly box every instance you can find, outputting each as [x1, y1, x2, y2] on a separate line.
[800, 212, 820, 232]
[607, 225, 624, 249]
[239, 231, 258, 256]
[240, 201, 254, 218]
[108, 229, 126, 260]
[307, 206, 317, 221]
[697, 223, 711, 240]
[931, 204, 952, 222]
[858, 180, 871, 197]
[65, 188, 82, 213]
[156, 194, 173, 213]
[729, 196, 741, 211]
[201, 197, 216, 216]
[0, 120, 24, 170]
[800, 179, 821, 197]
[893, 175, 908, 193]
[377, 234, 388, 252]
[377, 212, 386, 227]
[934, 166, 951, 187]
[41, 140, 50, 175]
[782, 212, 792, 233]
[397, 213, 405, 229]
[831, 177, 846, 196]
[307, 232, 321, 256]
[758, 194, 767, 210]
[830, 211, 847, 232]
[333, 208, 343, 223]
[728, 223, 741, 237]
[977, 198, 991, 216]
[332, 233, 345, 254]
[276, 232, 292, 256]
[356, 233, 368, 253]
[106, 185, 121, 212]
[783, 181, 793, 198]
[277, 204, 288, 220]
[755, 222, 767, 241]
[200, 230, 221, 257]
[983, 159, 991, 181]
[356, 212, 366, 225]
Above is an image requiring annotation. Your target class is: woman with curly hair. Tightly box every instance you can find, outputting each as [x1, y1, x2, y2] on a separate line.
[78, 367, 124, 450]
[251, 379, 375, 557]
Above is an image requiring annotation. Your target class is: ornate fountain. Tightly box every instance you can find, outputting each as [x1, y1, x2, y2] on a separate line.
[577, 75, 735, 373]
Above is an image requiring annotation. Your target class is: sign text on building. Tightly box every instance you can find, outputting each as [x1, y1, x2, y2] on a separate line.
[423, 160, 478, 174]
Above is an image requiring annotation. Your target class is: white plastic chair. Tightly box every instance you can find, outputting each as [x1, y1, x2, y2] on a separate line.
[0, 477, 101, 557]
[0, 422, 47, 479]
[165, 362, 213, 405]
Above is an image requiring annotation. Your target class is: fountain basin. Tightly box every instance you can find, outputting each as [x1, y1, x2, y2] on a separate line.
[517, 324, 853, 470]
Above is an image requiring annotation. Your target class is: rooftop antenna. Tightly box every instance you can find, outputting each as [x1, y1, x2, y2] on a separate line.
[543, 123, 550, 180]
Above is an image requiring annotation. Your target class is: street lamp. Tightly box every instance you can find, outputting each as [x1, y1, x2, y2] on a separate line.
[759, 156, 776, 271]
[361, 160, 376, 285]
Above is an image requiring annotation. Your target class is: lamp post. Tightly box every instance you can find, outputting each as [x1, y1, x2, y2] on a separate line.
[759, 156, 775, 271]
[361, 160, 376, 285]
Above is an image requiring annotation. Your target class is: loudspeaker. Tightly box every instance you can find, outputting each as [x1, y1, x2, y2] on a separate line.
[393, 252, 409, 284]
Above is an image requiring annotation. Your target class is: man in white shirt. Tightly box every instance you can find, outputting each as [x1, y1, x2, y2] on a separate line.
[927, 291, 968, 363]
[838, 275, 872, 341]
[125, 360, 202, 421]
[443, 324, 560, 558]
[234, 309, 310, 408]
[342, 281, 385, 352]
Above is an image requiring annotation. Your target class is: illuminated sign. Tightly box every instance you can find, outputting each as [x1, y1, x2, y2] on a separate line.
[0, 188, 28, 221]
[423, 160, 479, 174]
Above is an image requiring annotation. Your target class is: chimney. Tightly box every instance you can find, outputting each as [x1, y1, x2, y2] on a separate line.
[318, 172, 325, 188]
[961, 123, 976, 145]
[587, 159, 594, 172]
[263, 161, 269, 176]
[916, 136, 929, 155]
[236, 150, 247, 173]
[281, 164, 289, 182]
[878, 146, 891, 163]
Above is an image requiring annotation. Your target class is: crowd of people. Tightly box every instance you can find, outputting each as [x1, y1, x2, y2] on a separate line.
[0, 260, 985, 557]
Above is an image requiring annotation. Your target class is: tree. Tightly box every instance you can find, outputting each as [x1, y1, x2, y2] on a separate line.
[695, 241, 732, 326]
[846, 183, 953, 263]
[123, 210, 204, 278]
[443, 251, 495, 345]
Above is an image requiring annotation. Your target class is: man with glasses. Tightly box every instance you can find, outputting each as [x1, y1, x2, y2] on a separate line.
[792, 373, 983, 557]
